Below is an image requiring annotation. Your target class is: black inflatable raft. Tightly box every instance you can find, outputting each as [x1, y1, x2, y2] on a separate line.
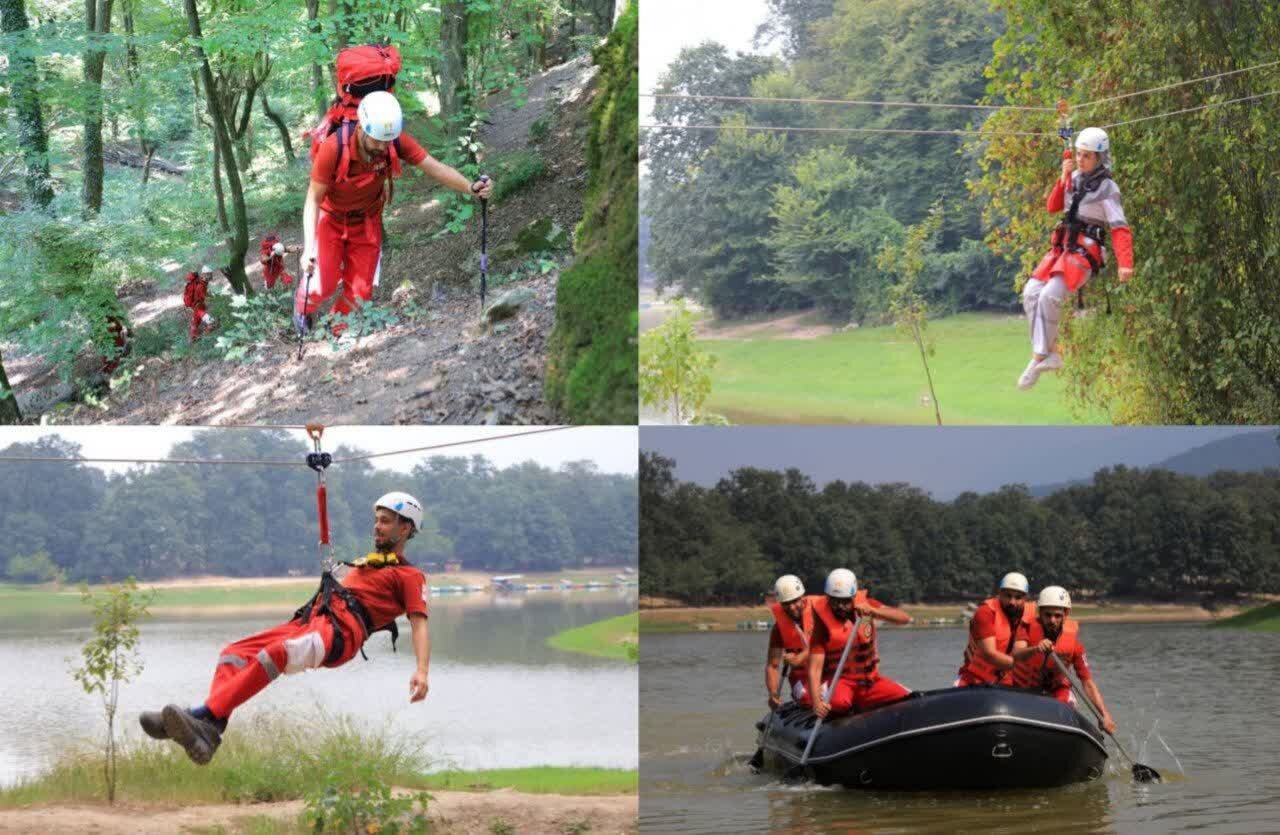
[756, 686, 1107, 789]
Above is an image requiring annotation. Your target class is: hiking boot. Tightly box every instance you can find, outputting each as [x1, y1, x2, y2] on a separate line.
[139, 710, 168, 740]
[1034, 352, 1064, 373]
[1017, 357, 1041, 390]
[161, 704, 223, 765]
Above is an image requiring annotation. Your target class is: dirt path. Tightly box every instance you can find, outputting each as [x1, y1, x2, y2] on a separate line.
[5, 54, 599, 426]
[0, 789, 638, 835]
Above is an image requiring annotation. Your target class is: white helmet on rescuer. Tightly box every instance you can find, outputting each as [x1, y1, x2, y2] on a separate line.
[999, 572, 1030, 594]
[374, 491, 423, 531]
[1038, 585, 1072, 610]
[271, 241, 285, 256]
[824, 568, 857, 599]
[1074, 127, 1109, 154]
[774, 574, 805, 604]
[199, 264, 214, 277]
[358, 91, 403, 142]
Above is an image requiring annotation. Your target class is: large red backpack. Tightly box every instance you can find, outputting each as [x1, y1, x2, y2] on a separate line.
[307, 44, 404, 184]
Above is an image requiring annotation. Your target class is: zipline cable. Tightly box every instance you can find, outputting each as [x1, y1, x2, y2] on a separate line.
[639, 123, 1060, 138]
[1098, 88, 1280, 129]
[331, 426, 576, 465]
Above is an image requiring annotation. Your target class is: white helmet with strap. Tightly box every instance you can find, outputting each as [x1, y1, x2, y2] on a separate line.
[1038, 585, 1072, 610]
[199, 264, 214, 276]
[358, 90, 403, 142]
[774, 574, 805, 604]
[999, 572, 1029, 594]
[1074, 126, 1110, 154]
[824, 568, 857, 599]
[374, 491, 423, 531]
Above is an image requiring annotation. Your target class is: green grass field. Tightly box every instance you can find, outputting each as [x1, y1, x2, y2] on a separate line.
[546, 612, 639, 660]
[700, 312, 1110, 425]
[0, 582, 316, 621]
[1208, 601, 1280, 632]
[418, 767, 636, 794]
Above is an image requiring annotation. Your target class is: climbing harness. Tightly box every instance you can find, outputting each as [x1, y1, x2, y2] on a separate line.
[1054, 101, 1112, 314]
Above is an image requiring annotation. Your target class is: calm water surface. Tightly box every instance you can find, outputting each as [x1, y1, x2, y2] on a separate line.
[640, 623, 1280, 834]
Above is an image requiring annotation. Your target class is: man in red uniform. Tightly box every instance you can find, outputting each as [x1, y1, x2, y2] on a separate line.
[295, 91, 493, 333]
[807, 568, 913, 719]
[260, 234, 300, 290]
[182, 265, 217, 342]
[100, 315, 131, 375]
[1012, 586, 1117, 734]
[955, 571, 1043, 686]
[138, 491, 433, 765]
[764, 574, 814, 708]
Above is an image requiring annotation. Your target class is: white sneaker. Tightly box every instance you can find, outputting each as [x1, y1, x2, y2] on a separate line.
[1017, 358, 1041, 390]
[1035, 352, 1064, 373]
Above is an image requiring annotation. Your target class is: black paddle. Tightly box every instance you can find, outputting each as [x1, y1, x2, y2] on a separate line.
[1048, 652, 1160, 783]
[748, 661, 789, 771]
[786, 621, 858, 780]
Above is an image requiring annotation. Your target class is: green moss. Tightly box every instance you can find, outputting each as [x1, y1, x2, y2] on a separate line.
[544, 1, 638, 424]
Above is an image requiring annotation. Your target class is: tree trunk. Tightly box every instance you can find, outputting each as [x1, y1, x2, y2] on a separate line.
[0, 0, 55, 211]
[211, 136, 228, 232]
[306, 0, 326, 116]
[439, 1, 470, 126]
[0, 349, 21, 424]
[120, 0, 155, 184]
[185, 0, 250, 294]
[261, 91, 296, 163]
[81, 0, 115, 217]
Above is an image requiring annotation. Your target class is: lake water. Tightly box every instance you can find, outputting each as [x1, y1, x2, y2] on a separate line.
[0, 592, 637, 788]
[640, 623, 1280, 834]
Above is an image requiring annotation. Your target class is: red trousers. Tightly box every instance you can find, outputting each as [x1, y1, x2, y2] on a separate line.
[264, 264, 294, 290]
[188, 306, 208, 341]
[205, 607, 362, 719]
[828, 676, 912, 715]
[296, 210, 383, 322]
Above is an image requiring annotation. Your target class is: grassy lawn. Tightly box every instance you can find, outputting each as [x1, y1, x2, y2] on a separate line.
[418, 767, 636, 795]
[546, 612, 638, 661]
[1208, 600, 1280, 632]
[700, 312, 1110, 425]
[0, 582, 316, 621]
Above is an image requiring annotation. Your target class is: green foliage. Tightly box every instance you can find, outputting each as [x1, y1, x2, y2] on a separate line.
[489, 821, 516, 835]
[317, 300, 402, 349]
[5, 550, 65, 584]
[545, 612, 638, 661]
[72, 578, 152, 805]
[641, 452, 1280, 605]
[639, 299, 722, 425]
[545, 2, 638, 424]
[528, 114, 552, 143]
[304, 764, 432, 834]
[213, 289, 294, 363]
[491, 151, 546, 201]
[975, 0, 1280, 422]
[879, 203, 946, 424]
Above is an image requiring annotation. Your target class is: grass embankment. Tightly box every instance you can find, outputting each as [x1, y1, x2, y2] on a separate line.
[0, 712, 634, 810]
[699, 312, 1109, 425]
[546, 612, 639, 660]
[1209, 600, 1280, 632]
[640, 601, 1233, 633]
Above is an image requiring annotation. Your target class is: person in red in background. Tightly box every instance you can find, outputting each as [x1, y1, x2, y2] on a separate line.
[1018, 126, 1135, 390]
[295, 91, 493, 334]
[1012, 586, 1118, 734]
[259, 234, 300, 290]
[138, 491, 432, 765]
[807, 568, 913, 719]
[764, 574, 815, 709]
[182, 265, 218, 342]
[955, 571, 1043, 687]
[100, 315, 131, 375]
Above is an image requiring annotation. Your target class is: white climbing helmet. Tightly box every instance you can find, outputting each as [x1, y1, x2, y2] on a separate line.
[824, 568, 857, 599]
[999, 572, 1030, 594]
[774, 574, 805, 604]
[272, 241, 285, 256]
[1038, 585, 1072, 610]
[1075, 127, 1110, 154]
[358, 91, 403, 142]
[374, 491, 423, 531]
[199, 264, 214, 276]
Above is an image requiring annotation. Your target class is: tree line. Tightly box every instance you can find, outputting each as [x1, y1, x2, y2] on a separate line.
[642, 0, 1280, 422]
[640, 451, 1280, 606]
[0, 432, 637, 582]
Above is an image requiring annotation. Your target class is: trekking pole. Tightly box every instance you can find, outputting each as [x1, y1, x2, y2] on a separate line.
[305, 423, 335, 572]
[472, 175, 490, 317]
[296, 255, 315, 361]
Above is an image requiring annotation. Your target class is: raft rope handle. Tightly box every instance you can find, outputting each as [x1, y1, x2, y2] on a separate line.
[305, 423, 335, 571]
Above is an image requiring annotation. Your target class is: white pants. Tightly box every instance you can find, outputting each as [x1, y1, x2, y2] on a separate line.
[1022, 275, 1076, 356]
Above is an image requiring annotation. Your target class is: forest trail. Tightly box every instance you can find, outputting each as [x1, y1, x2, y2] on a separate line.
[6, 54, 599, 426]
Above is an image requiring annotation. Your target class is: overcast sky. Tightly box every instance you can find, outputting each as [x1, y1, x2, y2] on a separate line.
[0, 426, 637, 476]
[640, 0, 777, 122]
[641, 426, 1265, 499]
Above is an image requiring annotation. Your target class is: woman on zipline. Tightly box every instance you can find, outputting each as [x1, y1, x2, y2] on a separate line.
[1018, 127, 1135, 390]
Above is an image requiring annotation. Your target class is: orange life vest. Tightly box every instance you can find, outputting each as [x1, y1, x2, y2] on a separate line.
[812, 592, 880, 685]
[769, 595, 816, 685]
[958, 597, 1038, 684]
[1011, 617, 1079, 691]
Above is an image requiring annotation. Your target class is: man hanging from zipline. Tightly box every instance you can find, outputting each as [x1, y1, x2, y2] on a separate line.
[139, 491, 432, 765]
[294, 44, 493, 336]
[1018, 127, 1136, 390]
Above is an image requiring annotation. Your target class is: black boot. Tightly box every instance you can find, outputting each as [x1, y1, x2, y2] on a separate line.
[161, 704, 223, 765]
[139, 710, 168, 740]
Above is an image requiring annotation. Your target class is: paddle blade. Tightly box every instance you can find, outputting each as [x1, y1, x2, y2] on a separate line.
[1132, 763, 1161, 783]
[747, 748, 763, 772]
